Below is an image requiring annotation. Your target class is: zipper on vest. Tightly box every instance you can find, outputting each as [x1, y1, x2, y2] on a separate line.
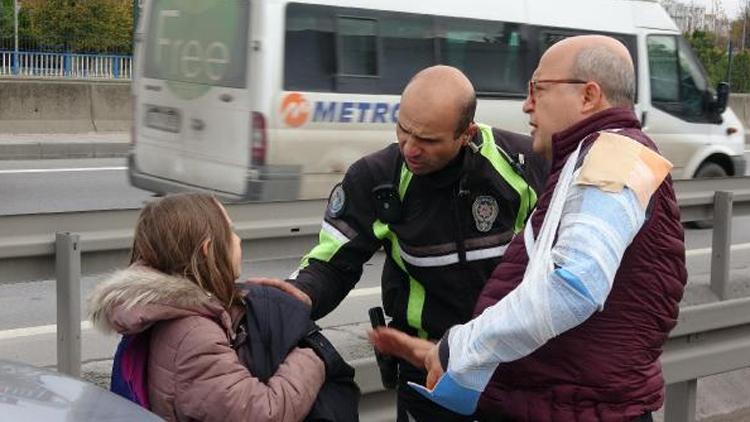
[454, 179, 470, 266]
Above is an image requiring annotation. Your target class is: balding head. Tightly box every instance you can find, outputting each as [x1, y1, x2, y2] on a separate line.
[523, 35, 636, 160]
[547, 35, 635, 107]
[396, 66, 478, 175]
[403, 65, 477, 137]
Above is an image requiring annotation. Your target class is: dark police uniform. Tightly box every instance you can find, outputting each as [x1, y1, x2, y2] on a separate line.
[291, 124, 548, 421]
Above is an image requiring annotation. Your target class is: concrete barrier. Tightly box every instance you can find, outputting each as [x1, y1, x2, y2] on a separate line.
[0, 79, 748, 136]
[729, 94, 750, 137]
[729, 94, 750, 149]
[90, 83, 131, 132]
[0, 80, 130, 133]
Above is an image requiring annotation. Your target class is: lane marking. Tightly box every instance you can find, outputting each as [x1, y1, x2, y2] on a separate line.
[685, 242, 750, 257]
[346, 286, 381, 298]
[2, 243, 750, 340]
[0, 167, 126, 175]
[0, 321, 92, 340]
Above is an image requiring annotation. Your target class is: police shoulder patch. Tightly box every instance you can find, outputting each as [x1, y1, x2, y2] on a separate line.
[327, 183, 346, 218]
[576, 132, 673, 209]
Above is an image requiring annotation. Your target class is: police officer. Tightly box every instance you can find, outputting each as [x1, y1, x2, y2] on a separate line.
[252, 65, 547, 421]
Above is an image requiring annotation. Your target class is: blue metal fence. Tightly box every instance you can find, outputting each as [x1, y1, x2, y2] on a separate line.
[0, 51, 132, 80]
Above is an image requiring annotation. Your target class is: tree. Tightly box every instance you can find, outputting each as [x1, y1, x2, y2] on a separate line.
[21, 0, 132, 53]
[685, 30, 750, 93]
[0, 0, 14, 39]
[727, 50, 750, 92]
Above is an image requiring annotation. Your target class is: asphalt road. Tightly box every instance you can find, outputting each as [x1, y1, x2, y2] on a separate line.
[0, 158, 151, 215]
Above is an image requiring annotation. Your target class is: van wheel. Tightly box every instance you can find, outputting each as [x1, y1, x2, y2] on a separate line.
[694, 162, 728, 179]
[687, 162, 728, 229]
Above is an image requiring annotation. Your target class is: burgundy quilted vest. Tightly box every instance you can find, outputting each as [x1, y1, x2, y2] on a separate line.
[474, 108, 687, 421]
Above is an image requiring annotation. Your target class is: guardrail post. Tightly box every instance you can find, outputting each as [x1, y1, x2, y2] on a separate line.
[64, 52, 71, 77]
[710, 191, 733, 300]
[665, 380, 697, 422]
[113, 56, 120, 79]
[56, 232, 81, 377]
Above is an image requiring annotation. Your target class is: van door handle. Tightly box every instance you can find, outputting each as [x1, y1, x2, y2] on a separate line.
[219, 93, 233, 103]
[191, 118, 205, 131]
[145, 84, 162, 92]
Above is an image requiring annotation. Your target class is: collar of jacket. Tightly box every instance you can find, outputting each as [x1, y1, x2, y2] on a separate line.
[88, 265, 236, 339]
[550, 107, 640, 171]
[414, 145, 468, 190]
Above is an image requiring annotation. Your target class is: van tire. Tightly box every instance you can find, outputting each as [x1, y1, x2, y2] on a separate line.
[687, 162, 728, 229]
[694, 162, 728, 179]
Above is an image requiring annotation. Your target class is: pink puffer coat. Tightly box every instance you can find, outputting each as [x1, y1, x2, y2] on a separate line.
[89, 266, 325, 422]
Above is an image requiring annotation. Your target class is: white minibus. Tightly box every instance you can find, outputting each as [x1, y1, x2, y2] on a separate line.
[129, 0, 746, 201]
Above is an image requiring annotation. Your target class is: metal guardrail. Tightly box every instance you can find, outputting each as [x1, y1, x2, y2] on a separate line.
[674, 177, 750, 301]
[1, 177, 750, 421]
[674, 176, 750, 223]
[0, 51, 132, 80]
[662, 297, 750, 421]
[0, 199, 327, 285]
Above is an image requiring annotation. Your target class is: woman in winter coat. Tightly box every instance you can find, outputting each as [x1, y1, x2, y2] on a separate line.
[88, 193, 325, 422]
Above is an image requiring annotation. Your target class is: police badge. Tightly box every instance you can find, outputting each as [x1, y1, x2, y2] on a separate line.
[327, 183, 346, 218]
[472, 195, 498, 232]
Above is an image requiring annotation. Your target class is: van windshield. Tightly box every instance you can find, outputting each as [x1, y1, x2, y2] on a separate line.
[143, 0, 249, 88]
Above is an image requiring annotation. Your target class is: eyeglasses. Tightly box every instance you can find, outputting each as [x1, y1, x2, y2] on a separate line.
[528, 78, 587, 98]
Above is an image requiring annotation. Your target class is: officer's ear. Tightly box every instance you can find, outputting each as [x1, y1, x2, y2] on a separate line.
[460, 122, 478, 146]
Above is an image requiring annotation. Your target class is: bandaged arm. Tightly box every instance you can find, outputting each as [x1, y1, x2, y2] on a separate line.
[409, 183, 647, 414]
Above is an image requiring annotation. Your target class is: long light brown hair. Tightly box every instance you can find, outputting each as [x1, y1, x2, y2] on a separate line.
[130, 193, 241, 309]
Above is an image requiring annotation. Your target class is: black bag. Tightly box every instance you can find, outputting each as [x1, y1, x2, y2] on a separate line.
[232, 285, 360, 422]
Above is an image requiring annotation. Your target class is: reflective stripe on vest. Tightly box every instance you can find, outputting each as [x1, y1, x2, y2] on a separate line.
[299, 221, 351, 268]
[372, 164, 429, 339]
[477, 123, 538, 233]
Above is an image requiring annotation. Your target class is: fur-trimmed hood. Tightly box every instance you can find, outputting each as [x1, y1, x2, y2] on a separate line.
[88, 266, 232, 336]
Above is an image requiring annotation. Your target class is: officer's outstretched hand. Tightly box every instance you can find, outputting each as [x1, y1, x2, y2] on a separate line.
[245, 277, 312, 307]
[368, 327, 433, 369]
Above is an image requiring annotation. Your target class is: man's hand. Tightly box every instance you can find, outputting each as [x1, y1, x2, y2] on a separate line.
[368, 327, 433, 369]
[424, 342, 444, 390]
[245, 277, 312, 307]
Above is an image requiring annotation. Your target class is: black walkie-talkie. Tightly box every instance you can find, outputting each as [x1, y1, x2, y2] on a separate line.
[369, 306, 398, 389]
[372, 184, 402, 224]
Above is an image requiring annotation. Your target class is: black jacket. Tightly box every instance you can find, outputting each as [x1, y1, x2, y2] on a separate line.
[292, 125, 548, 341]
[233, 285, 360, 422]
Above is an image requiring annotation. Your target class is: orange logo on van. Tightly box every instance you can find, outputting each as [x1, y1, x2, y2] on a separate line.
[281, 92, 311, 128]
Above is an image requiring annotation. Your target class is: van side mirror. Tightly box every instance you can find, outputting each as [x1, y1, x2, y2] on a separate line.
[714, 82, 730, 114]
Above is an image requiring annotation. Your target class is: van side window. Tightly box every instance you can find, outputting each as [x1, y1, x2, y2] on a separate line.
[334, 15, 382, 93]
[648, 36, 680, 102]
[437, 18, 529, 96]
[647, 35, 714, 123]
[285, 3, 434, 94]
[380, 14, 436, 94]
[284, 4, 336, 92]
[284, 3, 531, 96]
[337, 17, 378, 76]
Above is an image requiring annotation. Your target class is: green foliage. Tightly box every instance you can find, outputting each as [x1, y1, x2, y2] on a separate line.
[8, 0, 133, 53]
[0, 0, 14, 39]
[685, 30, 750, 93]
